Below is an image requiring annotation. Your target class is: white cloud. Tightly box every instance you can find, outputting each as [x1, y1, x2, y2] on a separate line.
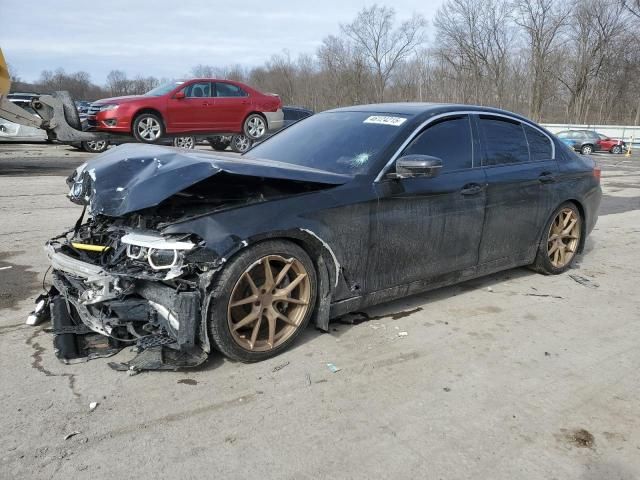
[0, 0, 443, 83]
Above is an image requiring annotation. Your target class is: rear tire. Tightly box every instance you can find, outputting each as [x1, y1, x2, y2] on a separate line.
[81, 139, 109, 153]
[208, 240, 317, 363]
[173, 136, 195, 149]
[243, 113, 267, 140]
[132, 113, 164, 143]
[580, 144, 594, 155]
[530, 202, 582, 275]
[230, 134, 252, 153]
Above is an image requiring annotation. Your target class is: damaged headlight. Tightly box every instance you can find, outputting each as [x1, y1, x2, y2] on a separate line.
[67, 163, 93, 204]
[121, 232, 195, 271]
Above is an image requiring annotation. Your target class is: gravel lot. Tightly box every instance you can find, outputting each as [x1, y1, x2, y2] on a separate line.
[1, 143, 639, 480]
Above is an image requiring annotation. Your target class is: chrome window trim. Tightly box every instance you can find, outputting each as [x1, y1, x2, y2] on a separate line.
[375, 110, 556, 182]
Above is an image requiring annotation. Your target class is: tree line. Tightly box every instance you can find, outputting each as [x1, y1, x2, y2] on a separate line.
[9, 0, 640, 125]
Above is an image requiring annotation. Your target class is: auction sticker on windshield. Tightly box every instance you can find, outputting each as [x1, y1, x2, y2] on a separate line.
[363, 116, 407, 127]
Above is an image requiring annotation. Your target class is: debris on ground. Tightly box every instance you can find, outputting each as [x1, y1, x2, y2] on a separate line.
[398, 331, 408, 337]
[272, 361, 290, 373]
[305, 373, 311, 386]
[326, 363, 341, 373]
[568, 274, 599, 289]
[487, 287, 494, 292]
[177, 378, 198, 385]
[443, 387, 451, 392]
[545, 352, 551, 357]
[64, 431, 80, 440]
[526, 293, 564, 299]
[89, 402, 99, 411]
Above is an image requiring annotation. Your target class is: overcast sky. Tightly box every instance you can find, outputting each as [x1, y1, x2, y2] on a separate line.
[0, 0, 445, 84]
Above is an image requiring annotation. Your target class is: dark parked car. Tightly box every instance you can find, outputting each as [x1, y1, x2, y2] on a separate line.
[281, 106, 314, 128]
[38, 103, 601, 370]
[555, 130, 603, 155]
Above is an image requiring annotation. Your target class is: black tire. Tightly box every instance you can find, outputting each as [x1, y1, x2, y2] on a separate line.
[243, 113, 267, 140]
[580, 144, 594, 155]
[230, 134, 252, 153]
[530, 202, 582, 275]
[132, 112, 164, 143]
[208, 240, 317, 363]
[611, 145, 622, 154]
[208, 136, 230, 151]
[81, 139, 110, 153]
[173, 136, 196, 149]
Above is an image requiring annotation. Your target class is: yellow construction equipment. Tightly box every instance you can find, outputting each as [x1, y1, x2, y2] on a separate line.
[0, 48, 10, 96]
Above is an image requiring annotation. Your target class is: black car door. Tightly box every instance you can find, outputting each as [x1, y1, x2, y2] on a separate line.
[367, 114, 487, 292]
[475, 114, 559, 267]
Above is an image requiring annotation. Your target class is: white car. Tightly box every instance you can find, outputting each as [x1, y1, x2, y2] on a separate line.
[0, 96, 48, 142]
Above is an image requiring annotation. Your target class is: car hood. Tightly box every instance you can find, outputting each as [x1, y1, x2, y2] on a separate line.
[68, 143, 353, 217]
[92, 95, 147, 105]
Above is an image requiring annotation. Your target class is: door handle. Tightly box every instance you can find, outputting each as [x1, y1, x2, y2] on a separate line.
[538, 172, 556, 183]
[460, 183, 486, 195]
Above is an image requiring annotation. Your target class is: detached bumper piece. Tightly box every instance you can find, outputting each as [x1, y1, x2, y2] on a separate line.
[43, 246, 208, 371]
[50, 295, 122, 363]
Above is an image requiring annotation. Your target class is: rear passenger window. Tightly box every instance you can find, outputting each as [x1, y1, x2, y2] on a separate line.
[402, 116, 473, 172]
[479, 116, 529, 165]
[524, 124, 553, 161]
[215, 82, 247, 97]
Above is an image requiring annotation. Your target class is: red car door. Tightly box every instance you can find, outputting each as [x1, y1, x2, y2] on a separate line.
[166, 81, 215, 131]
[211, 82, 250, 131]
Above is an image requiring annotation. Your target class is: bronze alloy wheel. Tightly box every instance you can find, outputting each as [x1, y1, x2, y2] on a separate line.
[227, 255, 311, 352]
[547, 207, 581, 268]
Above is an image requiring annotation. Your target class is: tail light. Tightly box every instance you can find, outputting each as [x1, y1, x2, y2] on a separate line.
[593, 166, 601, 181]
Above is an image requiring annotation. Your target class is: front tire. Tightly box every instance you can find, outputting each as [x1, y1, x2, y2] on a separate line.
[611, 145, 622, 154]
[243, 113, 267, 140]
[531, 202, 582, 275]
[208, 240, 317, 363]
[133, 113, 164, 143]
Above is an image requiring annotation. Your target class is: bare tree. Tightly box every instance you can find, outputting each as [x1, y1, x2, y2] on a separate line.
[514, 0, 568, 121]
[341, 5, 426, 101]
[621, 0, 640, 18]
[559, 0, 628, 123]
[106, 70, 130, 96]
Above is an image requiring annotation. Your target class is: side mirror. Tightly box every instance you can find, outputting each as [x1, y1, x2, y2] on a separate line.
[389, 154, 443, 179]
[174, 91, 185, 99]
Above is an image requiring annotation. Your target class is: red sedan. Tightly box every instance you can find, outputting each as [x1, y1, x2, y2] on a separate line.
[87, 79, 283, 143]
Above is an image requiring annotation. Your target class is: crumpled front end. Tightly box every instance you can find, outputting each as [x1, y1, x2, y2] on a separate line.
[43, 216, 221, 371]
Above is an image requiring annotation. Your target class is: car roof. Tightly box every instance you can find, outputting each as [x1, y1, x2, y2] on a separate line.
[325, 102, 538, 121]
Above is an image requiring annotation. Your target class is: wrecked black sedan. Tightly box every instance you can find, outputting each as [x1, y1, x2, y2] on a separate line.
[38, 103, 601, 370]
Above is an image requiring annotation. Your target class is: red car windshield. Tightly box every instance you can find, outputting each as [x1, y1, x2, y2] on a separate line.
[144, 82, 184, 97]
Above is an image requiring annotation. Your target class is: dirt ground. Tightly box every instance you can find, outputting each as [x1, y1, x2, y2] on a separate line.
[1, 143, 639, 480]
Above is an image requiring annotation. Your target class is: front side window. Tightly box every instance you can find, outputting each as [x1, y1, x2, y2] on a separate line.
[479, 116, 529, 166]
[401, 115, 473, 172]
[183, 82, 212, 98]
[524, 124, 553, 161]
[215, 82, 246, 97]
